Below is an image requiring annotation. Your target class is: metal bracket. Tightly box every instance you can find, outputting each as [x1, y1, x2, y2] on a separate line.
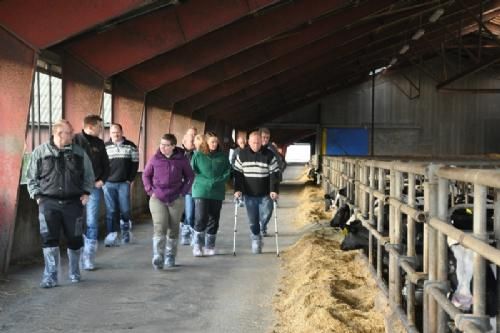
[455, 314, 492, 332]
[384, 243, 402, 253]
[398, 255, 417, 266]
[423, 280, 448, 293]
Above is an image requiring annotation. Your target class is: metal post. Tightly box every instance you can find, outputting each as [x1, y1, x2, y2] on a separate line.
[377, 167, 385, 279]
[369, 165, 375, 267]
[495, 189, 500, 333]
[389, 168, 396, 302]
[407, 173, 416, 325]
[48, 70, 52, 137]
[362, 164, 369, 217]
[371, 69, 375, 156]
[394, 170, 403, 306]
[437, 177, 449, 333]
[424, 164, 439, 333]
[36, 71, 41, 146]
[473, 184, 487, 316]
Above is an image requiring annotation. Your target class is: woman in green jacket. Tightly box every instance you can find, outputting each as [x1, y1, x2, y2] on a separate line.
[191, 132, 231, 256]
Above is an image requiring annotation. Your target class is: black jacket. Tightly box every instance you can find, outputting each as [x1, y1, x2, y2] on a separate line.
[26, 138, 95, 200]
[74, 131, 110, 183]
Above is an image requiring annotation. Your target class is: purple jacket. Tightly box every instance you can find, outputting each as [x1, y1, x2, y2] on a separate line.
[142, 147, 195, 204]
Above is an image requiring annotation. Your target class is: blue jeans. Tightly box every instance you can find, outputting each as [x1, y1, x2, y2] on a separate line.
[103, 182, 131, 233]
[244, 195, 273, 236]
[184, 194, 195, 228]
[85, 187, 102, 241]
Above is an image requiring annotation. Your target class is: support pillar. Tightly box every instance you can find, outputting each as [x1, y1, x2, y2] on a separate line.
[0, 27, 36, 274]
[113, 78, 145, 145]
[62, 54, 104, 133]
[145, 95, 172, 163]
[169, 111, 192, 141]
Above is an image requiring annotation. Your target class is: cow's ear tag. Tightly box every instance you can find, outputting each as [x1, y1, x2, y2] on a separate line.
[341, 228, 348, 236]
[466, 208, 473, 215]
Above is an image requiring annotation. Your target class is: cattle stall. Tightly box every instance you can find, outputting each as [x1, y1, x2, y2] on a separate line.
[320, 156, 500, 333]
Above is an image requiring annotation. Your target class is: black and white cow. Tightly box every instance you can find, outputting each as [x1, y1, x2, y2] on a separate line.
[447, 240, 497, 331]
[340, 219, 369, 251]
[324, 187, 347, 212]
[329, 204, 352, 229]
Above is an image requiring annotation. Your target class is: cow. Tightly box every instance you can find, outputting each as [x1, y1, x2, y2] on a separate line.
[450, 207, 494, 232]
[329, 204, 352, 229]
[447, 240, 497, 331]
[340, 219, 369, 252]
[324, 187, 347, 211]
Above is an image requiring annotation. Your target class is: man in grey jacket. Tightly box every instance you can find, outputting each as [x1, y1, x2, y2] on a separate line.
[27, 119, 94, 288]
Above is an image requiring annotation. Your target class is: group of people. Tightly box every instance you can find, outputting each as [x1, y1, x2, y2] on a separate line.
[26, 115, 285, 288]
[27, 116, 139, 288]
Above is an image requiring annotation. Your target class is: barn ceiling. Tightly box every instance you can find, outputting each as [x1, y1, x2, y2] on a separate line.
[1, 0, 500, 139]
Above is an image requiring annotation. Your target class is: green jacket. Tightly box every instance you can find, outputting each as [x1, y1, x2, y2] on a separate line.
[191, 150, 231, 200]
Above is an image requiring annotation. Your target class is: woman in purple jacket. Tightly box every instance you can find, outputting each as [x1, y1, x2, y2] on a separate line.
[142, 134, 195, 269]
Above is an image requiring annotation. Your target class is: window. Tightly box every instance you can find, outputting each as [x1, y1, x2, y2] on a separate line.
[29, 71, 62, 125]
[102, 91, 112, 126]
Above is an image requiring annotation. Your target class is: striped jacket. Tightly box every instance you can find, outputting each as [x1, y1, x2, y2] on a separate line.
[233, 146, 280, 196]
[105, 137, 139, 183]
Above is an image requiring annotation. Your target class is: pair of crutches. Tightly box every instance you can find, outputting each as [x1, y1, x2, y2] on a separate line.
[233, 198, 280, 257]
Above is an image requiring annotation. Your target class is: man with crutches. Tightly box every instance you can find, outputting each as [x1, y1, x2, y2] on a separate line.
[233, 130, 280, 254]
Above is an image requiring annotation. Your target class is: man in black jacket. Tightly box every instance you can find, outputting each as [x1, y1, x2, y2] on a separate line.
[233, 131, 280, 254]
[27, 119, 94, 288]
[103, 123, 139, 246]
[73, 114, 109, 270]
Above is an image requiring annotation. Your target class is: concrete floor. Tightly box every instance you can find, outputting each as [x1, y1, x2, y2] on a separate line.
[0, 165, 308, 333]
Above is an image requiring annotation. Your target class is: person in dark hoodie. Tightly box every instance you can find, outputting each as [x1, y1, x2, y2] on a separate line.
[142, 134, 194, 269]
[73, 114, 109, 271]
[103, 123, 139, 246]
[190, 132, 231, 257]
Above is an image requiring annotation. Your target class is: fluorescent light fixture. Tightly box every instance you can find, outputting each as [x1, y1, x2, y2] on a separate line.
[369, 67, 386, 75]
[412, 28, 425, 40]
[389, 57, 398, 66]
[399, 44, 410, 54]
[429, 8, 444, 23]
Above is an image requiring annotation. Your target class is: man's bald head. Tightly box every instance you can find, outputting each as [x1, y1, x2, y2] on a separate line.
[248, 131, 262, 153]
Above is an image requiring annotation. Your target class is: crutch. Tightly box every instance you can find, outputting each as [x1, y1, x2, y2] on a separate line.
[273, 200, 280, 257]
[233, 198, 240, 256]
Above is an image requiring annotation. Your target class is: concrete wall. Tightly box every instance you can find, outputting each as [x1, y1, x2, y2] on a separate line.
[281, 59, 500, 156]
[10, 173, 149, 266]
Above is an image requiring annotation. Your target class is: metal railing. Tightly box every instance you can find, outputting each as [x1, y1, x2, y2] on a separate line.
[321, 156, 500, 333]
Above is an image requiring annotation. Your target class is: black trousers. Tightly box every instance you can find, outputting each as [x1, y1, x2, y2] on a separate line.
[193, 198, 222, 235]
[38, 198, 84, 249]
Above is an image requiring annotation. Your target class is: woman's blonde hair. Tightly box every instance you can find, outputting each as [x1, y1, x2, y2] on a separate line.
[194, 134, 209, 154]
[205, 132, 220, 153]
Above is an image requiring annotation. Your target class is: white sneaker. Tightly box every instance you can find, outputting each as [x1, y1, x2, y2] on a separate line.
[203, 248, 216, 256]
[104, 232, 120, 247]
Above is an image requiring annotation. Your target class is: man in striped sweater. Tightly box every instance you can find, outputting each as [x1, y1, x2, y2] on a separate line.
[233, 130, 280, 254]
[103, 123, 139, 246]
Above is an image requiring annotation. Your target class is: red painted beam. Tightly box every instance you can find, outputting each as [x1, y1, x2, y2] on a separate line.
[0, 0, 148, 49]
[65, 0, 279, 77]
[122, 0, 352, 92]
[0, 27, 36, 273]
[154, 0, 400, 105]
